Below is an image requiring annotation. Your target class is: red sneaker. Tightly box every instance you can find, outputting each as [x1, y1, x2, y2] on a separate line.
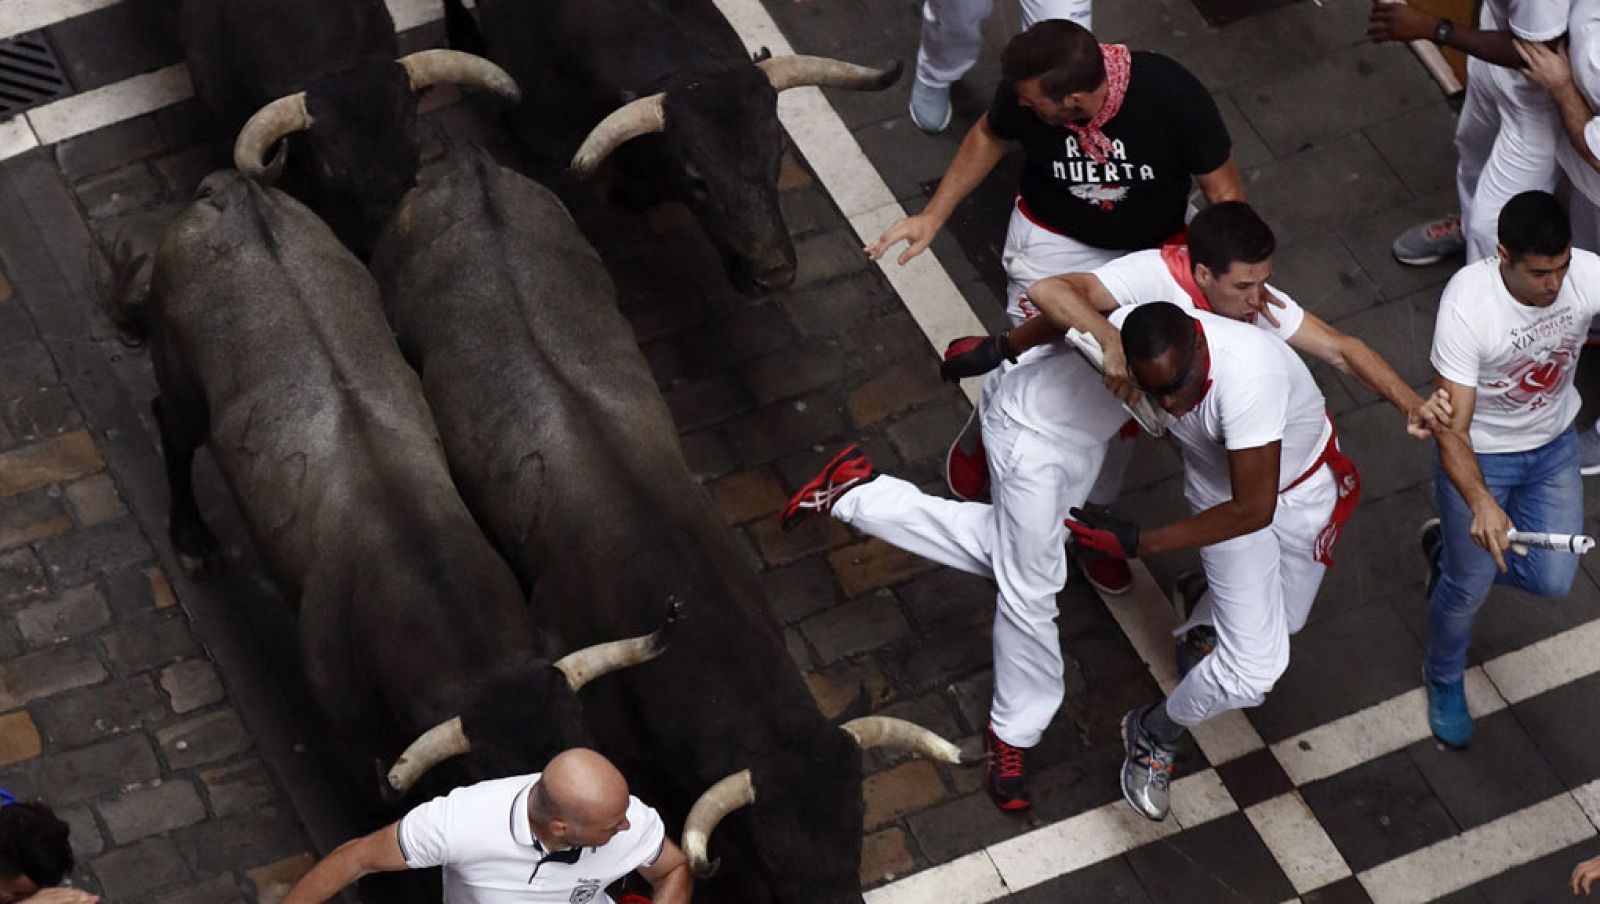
[946, 407, 989, 501]
[779, 445, 876, 531]
[1079, 552, 1132, 596]
[984, 724, 1032, 812]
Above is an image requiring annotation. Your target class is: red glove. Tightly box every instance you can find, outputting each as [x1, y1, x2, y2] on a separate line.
[939, 333, 1016, 382]
[1064, 506, 1140, 559]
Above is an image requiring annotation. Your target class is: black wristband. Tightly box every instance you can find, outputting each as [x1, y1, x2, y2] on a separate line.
[996, 331, 1018, 363]
[1433, 17, 1454, 46]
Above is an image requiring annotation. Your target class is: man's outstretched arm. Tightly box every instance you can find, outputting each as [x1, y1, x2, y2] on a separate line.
[283, 823, 409, 904]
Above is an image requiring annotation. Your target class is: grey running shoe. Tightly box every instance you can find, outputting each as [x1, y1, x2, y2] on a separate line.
[1392, 213, 1463, 266]
[1120, 707, 1175, 821]
[1420, 517, 1442, 599]
[909, 78, 952, 134]
[1582, 425, 1600, 477]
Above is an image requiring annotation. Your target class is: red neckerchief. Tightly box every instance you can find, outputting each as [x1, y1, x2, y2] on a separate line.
[1159, 245, 1211, 312]
[1068, 44, 1132, 165]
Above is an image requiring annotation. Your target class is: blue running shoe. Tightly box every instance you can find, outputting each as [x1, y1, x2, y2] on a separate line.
[1425, 674, 1473, 749]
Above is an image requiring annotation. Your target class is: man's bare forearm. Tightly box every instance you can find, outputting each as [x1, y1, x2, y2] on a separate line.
[1140, 498, 1276, 557]
[649, 866, 694, 904]
[1341, 338, 1428, 419]
[1442, 25, 1526, 68]
[1009, 278, 1114, 352]
[1437, 429, 1494, 510]
[921, 116, 1009, 224]
[1551, 81, 1600, 172]
[283, 846, 367, 904]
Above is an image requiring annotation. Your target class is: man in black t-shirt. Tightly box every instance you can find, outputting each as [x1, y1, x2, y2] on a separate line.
[867, 19, 1243, 326]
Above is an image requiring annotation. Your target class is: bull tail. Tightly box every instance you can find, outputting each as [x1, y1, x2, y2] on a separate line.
[441, 0, 486, 57]
[97, 239, 152, 347]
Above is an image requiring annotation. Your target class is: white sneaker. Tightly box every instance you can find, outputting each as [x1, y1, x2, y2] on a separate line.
[1582, 426, 1600, 477]
[908, 78, 951, 134]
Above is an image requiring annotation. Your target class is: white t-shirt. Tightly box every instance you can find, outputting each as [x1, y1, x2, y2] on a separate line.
[1481, 0, 1569, 42]
[1092, 248, 1307, 341]
[1559, 0, 1600, 203]
[989, 248, 1307, 448]
[1430, 251, 1600, 453]
[1108, 308, 1331, 510]
[398, 774, 666, 904]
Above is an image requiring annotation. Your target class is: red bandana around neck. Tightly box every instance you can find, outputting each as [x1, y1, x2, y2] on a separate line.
[1067, 43, 1132, 165]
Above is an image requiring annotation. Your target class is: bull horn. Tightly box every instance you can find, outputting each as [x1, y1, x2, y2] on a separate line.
[569, 92, 666, 179]
[233, 92, 310, 182]
[682, 769, 754, 878]
[757, 55, 903, 93]
[553, 596, 683, 691]
[386, 716, 470, 794]
[398, 49, 521, 102]
[842, 716, 963, 764]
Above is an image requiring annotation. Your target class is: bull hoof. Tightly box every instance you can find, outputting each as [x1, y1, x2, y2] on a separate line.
[171, 522, 223, 577]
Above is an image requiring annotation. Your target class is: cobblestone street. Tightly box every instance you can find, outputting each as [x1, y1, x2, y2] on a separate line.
[2, 0, 1600, 901]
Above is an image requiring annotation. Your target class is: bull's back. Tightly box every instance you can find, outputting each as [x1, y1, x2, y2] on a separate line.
[373, 150, 819, 743]
[181, 0, 397, 127]
[375, 151, 689, 538]
[155, 174, 451, 572]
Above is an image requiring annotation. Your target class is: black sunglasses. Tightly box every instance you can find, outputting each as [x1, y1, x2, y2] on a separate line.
[1139, 325, 1204, 397]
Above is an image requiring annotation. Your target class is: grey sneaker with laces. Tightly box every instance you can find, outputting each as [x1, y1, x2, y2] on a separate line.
[1392, 213, 1464, 266]
[909, 78, 952, 134]
[1120, 707, 1175, 821]
[1581, 425, 1600, 476]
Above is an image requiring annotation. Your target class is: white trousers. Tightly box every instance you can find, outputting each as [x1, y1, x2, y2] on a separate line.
[1000, 202, 1125, 324]
[833, 403, 1105, 747]
[916, 0, 1093, 89]
[1163, 468, 1337, 726]
[1456, 55, 1561, 262]
[998, 200, 1134, 505]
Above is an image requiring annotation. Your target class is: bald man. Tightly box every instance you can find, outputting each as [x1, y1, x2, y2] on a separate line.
[283, 749, 692, 903]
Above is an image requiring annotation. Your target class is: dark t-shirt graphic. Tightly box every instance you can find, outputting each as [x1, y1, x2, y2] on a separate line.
[987, 51, 1231, 251]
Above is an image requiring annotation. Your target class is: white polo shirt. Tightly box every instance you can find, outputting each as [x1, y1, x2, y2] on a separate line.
[1109, 308, 1331, 510]
[1431, 251, 1600, 453]
[397, 774, 666, 904]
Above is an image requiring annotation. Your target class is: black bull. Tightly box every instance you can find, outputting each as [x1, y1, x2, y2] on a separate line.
[178, 0, 518, 257]
[370, 148, 962, 903]
[106, 171, 669, 820]
[446, 0, 901, 297]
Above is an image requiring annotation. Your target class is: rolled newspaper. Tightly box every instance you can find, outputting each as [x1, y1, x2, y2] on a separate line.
[1505, 530, 1596, 555]
[1064, 328, 1175, 437]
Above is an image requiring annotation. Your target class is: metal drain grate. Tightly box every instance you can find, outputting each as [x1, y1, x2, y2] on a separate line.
[0, 31, 73, 119]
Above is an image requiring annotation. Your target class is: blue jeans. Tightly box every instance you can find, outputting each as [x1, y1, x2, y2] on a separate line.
[1427, 427, 1584, 685]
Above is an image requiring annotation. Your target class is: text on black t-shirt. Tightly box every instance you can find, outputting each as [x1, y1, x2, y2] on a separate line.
[986, 51, 1231, 252]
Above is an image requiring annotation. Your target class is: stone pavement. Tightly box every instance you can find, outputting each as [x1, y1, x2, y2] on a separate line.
[2, 0, 1600, 902]
[0, 168, 316, 900]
